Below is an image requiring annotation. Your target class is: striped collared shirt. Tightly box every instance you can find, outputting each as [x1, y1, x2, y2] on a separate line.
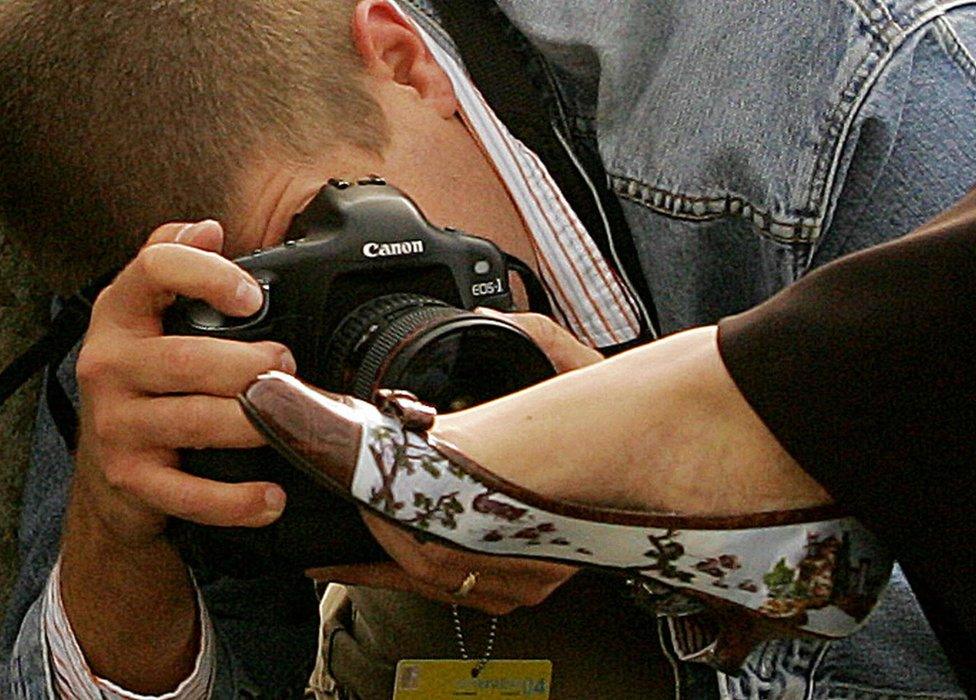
[413, 10, 642, 347]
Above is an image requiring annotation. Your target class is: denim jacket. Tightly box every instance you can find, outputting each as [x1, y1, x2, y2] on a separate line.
[483, 1, 974, 697]
[5, 0, 974, 698]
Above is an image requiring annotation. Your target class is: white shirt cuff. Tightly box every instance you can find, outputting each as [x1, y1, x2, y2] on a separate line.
[41, 557, 215, 699]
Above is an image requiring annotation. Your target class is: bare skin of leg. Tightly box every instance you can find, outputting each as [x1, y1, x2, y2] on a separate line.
[433, 326, 830, 517]
[311, 325, 831, 613]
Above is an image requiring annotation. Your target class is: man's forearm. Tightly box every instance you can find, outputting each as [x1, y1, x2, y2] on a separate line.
[59, 477, 200, 695]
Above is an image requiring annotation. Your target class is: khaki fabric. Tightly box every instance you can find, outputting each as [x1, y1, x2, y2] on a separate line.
[325, 572, 675, 700]
[308, 583, 352, 698]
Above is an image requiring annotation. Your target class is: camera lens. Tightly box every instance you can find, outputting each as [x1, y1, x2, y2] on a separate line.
[324, 293, 556, 412]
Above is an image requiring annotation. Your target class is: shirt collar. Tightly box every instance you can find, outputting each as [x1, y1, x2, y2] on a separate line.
[394, 3, 641, 348]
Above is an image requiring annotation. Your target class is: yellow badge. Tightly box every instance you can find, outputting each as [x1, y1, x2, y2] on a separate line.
[392, 659, 552, 699]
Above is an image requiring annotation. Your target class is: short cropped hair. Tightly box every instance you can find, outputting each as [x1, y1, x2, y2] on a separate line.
[0, 0, 388, 293]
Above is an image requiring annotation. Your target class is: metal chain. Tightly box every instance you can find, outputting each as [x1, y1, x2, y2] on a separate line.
[451, 604, 498, 678]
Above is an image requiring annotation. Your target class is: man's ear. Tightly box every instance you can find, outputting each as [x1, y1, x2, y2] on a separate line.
[352, 0, 457, 118]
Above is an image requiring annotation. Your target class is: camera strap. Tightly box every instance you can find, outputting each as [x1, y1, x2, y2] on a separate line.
[0, 295, 86, 408]
[0, 272, 110, 448]
[426, 0, 660, 348]
[503, 253, 552, 317]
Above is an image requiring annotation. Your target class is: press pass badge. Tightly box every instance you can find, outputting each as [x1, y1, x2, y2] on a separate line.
[393, 659, 552, 699]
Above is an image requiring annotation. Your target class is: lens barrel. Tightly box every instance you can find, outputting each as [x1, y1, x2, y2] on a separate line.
[324, 293, 555, 412]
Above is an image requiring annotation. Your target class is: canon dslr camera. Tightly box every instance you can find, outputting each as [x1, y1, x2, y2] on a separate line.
[164, 178, 556, 575]
[167, 177, 554, 411]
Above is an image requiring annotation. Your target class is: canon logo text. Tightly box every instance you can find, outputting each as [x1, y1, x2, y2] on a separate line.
[362, 240, 425, 258]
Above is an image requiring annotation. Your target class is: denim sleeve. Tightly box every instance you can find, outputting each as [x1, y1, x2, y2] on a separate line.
[813, 4, 976, 268]
[2, 353, 319, 698]
[784, 8, 976, 697]
[7, 585, 256, 699]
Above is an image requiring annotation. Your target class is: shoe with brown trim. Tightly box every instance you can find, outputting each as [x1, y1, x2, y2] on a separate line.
[239, 370, 892, 670]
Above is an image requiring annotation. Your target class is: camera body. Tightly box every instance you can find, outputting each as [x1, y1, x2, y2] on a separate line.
[167, 177, 522, 395]
[165, 179, 556, 575]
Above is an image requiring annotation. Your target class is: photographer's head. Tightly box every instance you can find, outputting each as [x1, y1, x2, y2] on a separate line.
[0, 0, 474, 293]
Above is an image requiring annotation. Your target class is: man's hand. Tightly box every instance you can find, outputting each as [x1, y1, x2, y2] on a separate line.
[307, 512, 576, 616]
[73, 219, 293, 545]
[476, 308, 603, 372]
[60, 219, 294, 693]
[307, 310, 592, 614]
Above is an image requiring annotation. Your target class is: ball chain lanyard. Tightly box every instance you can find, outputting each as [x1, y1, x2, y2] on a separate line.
[450, 605, 498, 677]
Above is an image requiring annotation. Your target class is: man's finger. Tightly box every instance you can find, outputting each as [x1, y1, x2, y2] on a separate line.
[359, 512, 575, 610]
[90, 243, 264, 334]
[306, 562, 416, 590]
[305, 561, 521, 602]
[305, 562, 523, 615]
[111, 459, 285, 527]
[145, 219, 224, 251]
[366, 511, 575, 584]
[109, 337, 295, 396]
[476, 308, 602, 372]
[96, 396, 266, 449]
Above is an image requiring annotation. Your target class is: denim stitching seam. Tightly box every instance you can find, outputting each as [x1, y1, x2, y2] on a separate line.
[873, 0, 901, 30]
[804, 0, 900, 233]
[606, 5, 893, 247]
[844, 0, 902, 45]
[805, 0, 976, 230]
[609, 176, 821, 245]
[804, 37, 886, 220]
[934, 15, 976, 89]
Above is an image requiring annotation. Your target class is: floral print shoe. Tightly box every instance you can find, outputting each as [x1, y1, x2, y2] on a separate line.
[239, 370, 893, 670]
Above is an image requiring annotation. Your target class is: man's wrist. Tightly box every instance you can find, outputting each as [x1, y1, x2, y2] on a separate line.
[48, 549, 214, 698]
[61, 477, 196, 634]
[59, 476, 201, 693]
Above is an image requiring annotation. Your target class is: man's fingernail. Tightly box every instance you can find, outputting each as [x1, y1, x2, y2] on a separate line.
[174, 223, 195, 242]
[264, 487, 286, 514]
[279, 351, 297, 374]
[176, 219, 220, 244]
[235, 278, 264, 311]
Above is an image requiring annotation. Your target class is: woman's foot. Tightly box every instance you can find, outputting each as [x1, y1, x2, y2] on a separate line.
[239, 349, 890, 645]
[431, 326, 831, 516]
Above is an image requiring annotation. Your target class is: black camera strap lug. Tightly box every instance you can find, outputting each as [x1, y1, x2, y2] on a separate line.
[503, 253, 553, 317]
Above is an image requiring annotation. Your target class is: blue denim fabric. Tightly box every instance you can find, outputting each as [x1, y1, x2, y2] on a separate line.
[494, 1, 975, 697]
[8, 596, 52, 699]
[6, 0, 975, 698]
[2, 353, 318, 699]
[497, 0, 976, 333]
[717, 567, 964, 699]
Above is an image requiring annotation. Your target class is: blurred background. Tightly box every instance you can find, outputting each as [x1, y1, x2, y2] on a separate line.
[0, 228, 46, 611]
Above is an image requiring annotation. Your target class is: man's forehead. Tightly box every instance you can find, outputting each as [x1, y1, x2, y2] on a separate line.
[228, 158, 331, 257]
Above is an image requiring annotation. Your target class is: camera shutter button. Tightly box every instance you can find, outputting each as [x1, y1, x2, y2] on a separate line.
[187, 276, 270, 331]
[187, 303, 228, 330]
